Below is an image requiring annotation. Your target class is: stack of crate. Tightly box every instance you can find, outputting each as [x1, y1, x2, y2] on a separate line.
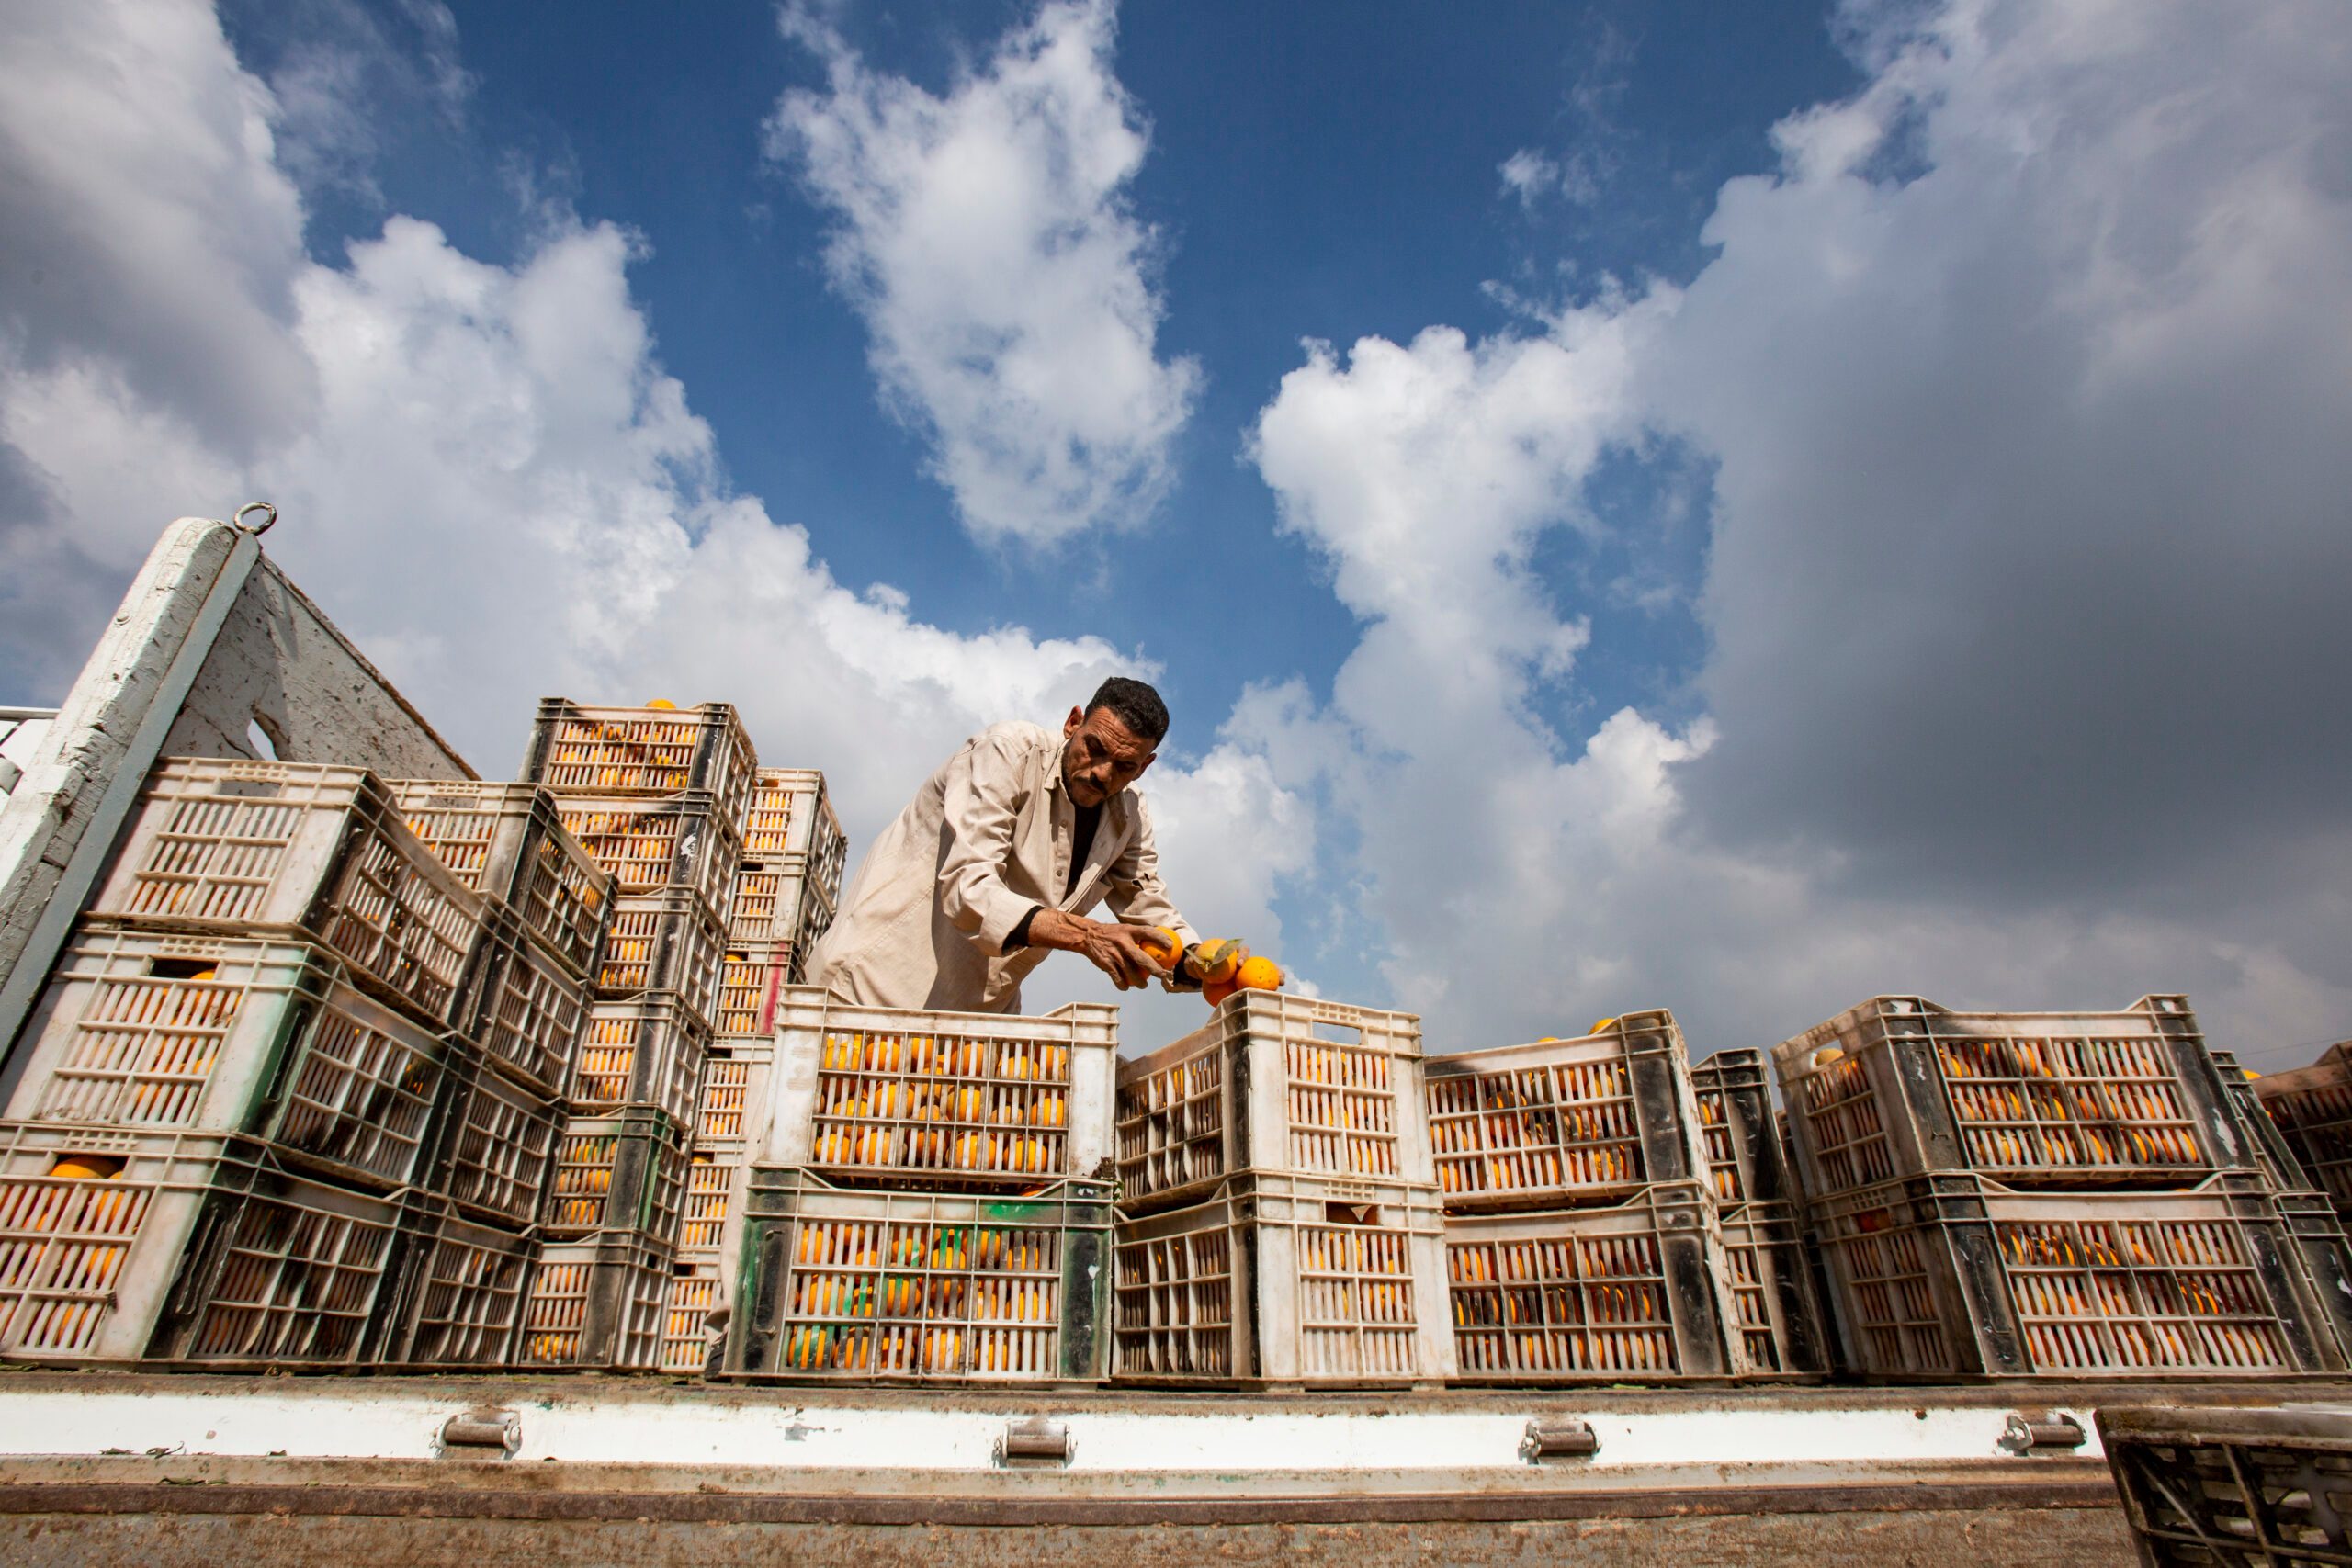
[1689, 1049, 1835, 1377]
[1774, 995, 2352, 1381]
[1112, 993, 1454, 1387]
[0, 758, 607, 1370]
[661, 769, 847, 1375]
[723, 986, 1120, 1384]
[513, 700, 755, 1370]
[1420, 1013, 1744, 1382]
[2250, 1043, 2352, 1231]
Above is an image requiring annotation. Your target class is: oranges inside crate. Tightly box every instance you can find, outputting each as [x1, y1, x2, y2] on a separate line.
[681, 1151, 740, 1251]
[1777, 996, 2235, 1197]
[1815, 1173, 2328, 1378]
[542, 1114, 687, 1237]
[1428, 1062, 1643, 1199]
[552, 794, 740, 909]
[1447, 1232, 1684, 1377]
[695, 1051, 765, 1144]
[808, 1032, 1075, 1179]
[526, 699, 756, 828]
[773, 1216, 1066, 1376]
[389, 780, 612, 978]
[660, 1259, 727, 1375]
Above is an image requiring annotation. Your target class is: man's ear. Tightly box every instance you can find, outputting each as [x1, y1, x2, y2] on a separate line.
[1063, 705, 1085, 739]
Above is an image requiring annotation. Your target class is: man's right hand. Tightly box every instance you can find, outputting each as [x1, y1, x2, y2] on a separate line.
[1027, 909, 1173, 991]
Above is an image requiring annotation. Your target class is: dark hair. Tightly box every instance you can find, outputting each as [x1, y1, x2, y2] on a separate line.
[1086, 676, 1169, 743]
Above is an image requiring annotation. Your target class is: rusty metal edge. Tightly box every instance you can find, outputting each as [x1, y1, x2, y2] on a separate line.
[0, 1477, 2123, 1527]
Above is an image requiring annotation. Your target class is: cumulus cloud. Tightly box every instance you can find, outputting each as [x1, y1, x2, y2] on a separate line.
[1254, 0, 2352, 1060]
[0, 0, 1290, 914]
[767, 0, 1201, 546]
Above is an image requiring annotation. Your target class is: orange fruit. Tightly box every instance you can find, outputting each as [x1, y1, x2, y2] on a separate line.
[1136, 926, 1182, 966]
[1234, 955, 1283, 991]
[1204, 976, 1238, 1006]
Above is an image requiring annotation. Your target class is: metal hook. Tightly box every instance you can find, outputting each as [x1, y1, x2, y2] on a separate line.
[232, 502, 277, 536]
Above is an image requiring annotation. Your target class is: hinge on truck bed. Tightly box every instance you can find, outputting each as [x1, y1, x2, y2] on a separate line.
[437, 1408, 521, 1459]
[1523, 1418, 1601, 1461]
[2000, 1413, 2086, 1455]
[998, 1416, 1072, 1467]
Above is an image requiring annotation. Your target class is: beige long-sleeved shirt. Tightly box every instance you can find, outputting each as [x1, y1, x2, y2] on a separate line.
[806, 721, 1197, 1013]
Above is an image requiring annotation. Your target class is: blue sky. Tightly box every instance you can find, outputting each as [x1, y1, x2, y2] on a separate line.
[5, 0, 2350, 1060]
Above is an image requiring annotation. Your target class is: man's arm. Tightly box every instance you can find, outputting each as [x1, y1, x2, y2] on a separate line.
[1100, 794, 1204, 982]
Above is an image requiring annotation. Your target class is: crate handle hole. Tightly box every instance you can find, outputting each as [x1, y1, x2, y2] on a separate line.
[1325, 1201, 1382, 1226]
[147, 957, 220, 981]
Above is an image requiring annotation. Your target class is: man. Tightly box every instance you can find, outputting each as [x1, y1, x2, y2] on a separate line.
[807, 677, 1238, 1013]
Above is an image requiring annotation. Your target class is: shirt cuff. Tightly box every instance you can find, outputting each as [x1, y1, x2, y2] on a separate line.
[1003, 904, 1047, 954]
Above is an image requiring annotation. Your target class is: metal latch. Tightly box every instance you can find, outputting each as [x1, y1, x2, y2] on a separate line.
[998, 1416, 1071, 1466]
[2001, 1413, 2086, 1454]
[1523, 1418, 1601, 1461]
[438, 1407, 520, 1458]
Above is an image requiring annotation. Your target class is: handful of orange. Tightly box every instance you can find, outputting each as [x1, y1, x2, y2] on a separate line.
[1204, 953, 1283, 1006]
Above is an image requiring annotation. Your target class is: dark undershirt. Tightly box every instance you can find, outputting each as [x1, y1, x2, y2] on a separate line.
[1005, 801, 1104, 952]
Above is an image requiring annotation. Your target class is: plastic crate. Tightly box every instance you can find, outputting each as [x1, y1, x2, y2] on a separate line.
[458, 902, 594, 1098]
[727, 852, 837, 950]
[542, 1110, 689, 1240]
[714, 942, 793, 1039]
[729, 1168, 1113, 1383]
[1774, 995, 2256, 1201]
[1114, 1170, 1453, 1386]
[1442, 1181, 1737, 1382]
[1422, 1012, 1707, 1213]
[92, 758, 485, 1024]
[517, 1232, 672, 1369]
[695, 1045, 771, 1145]
[551, 791, 741, 912]
[763, 987, 1118, 1189]
[1809, 1168, 2349, 1380]
[2255, 1047, 2352, 1219]
[1116, 993, 1429, 1214]
[659, 1255, 730, 1376]
[8, 924, 452, 1192]
[571, 995, 709, 1122]
[1688, 1048, 1834, 1376]
[2100, 1404, 2352, 1565]
[2209, 1049, 2317, 1196]
[597, 892, 726, 1026]
[0, 1122, 401, 1365]
[388, 780, 613, 978]
[424, 1053, 563, 1227]
[684, 1145, 756, 1255]
[743, 769, 847, 897]
[371, 1201, 536, 1368]
[524, 699, 758, 830]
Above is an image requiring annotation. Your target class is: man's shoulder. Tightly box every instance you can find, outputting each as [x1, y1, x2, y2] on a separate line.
[968, 719, 1056, 756]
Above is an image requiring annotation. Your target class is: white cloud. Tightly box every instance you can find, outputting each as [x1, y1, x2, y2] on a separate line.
[1498, 148, 1562, 207]
[766, 0, 1200, 546]
[1253, 0, 2352, 1061]
[0, 0, 1248, 897]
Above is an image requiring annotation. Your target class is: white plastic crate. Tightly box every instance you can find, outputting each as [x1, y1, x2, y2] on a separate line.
[2254, 1047, 2352, 1218]
[1774, 994, 2253, 1200]
[425, 1054, 563, 1228]
[542, 1109, 689, 1240]
[458, 903, 594, 1099]
[372, 1201, 537, 1368]
[680, 1145, 750, 1254]
[1442, 1182, 1737, 1382]
[742, 769, 846, 897]
[695, 1044, 771, 1145]
[1423, 1011, 1709, 1212]
[761, 987, 1117, 1188]
[389, 780, 613, 978]
[729, 1169, 1113, 1382]
[1116, 993, 1430, 1214]
[659, 1255, 729, 1376]
[92, 758, 485, 1024]
[8, 924, 450, 1192]
[517, 1232, 672, 1369]
[550, 791, 742, 913]
[524, 699, 758, 831]
[597, 892, 726, 1028]
[714, 942, 796, 1040]
[571, 995, 710, 1123]
[727, 852, 836, 950]
[1811, 1169, 2346, 1379]
[0, 1123, 401, 1365]
[1113, 1171, 1453, 1386]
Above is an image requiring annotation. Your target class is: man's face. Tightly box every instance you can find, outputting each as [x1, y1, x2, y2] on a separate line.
[1060, 705, 1158, 807]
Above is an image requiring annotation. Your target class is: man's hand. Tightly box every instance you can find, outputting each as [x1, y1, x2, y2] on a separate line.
[1027, 909, 1173, 991]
